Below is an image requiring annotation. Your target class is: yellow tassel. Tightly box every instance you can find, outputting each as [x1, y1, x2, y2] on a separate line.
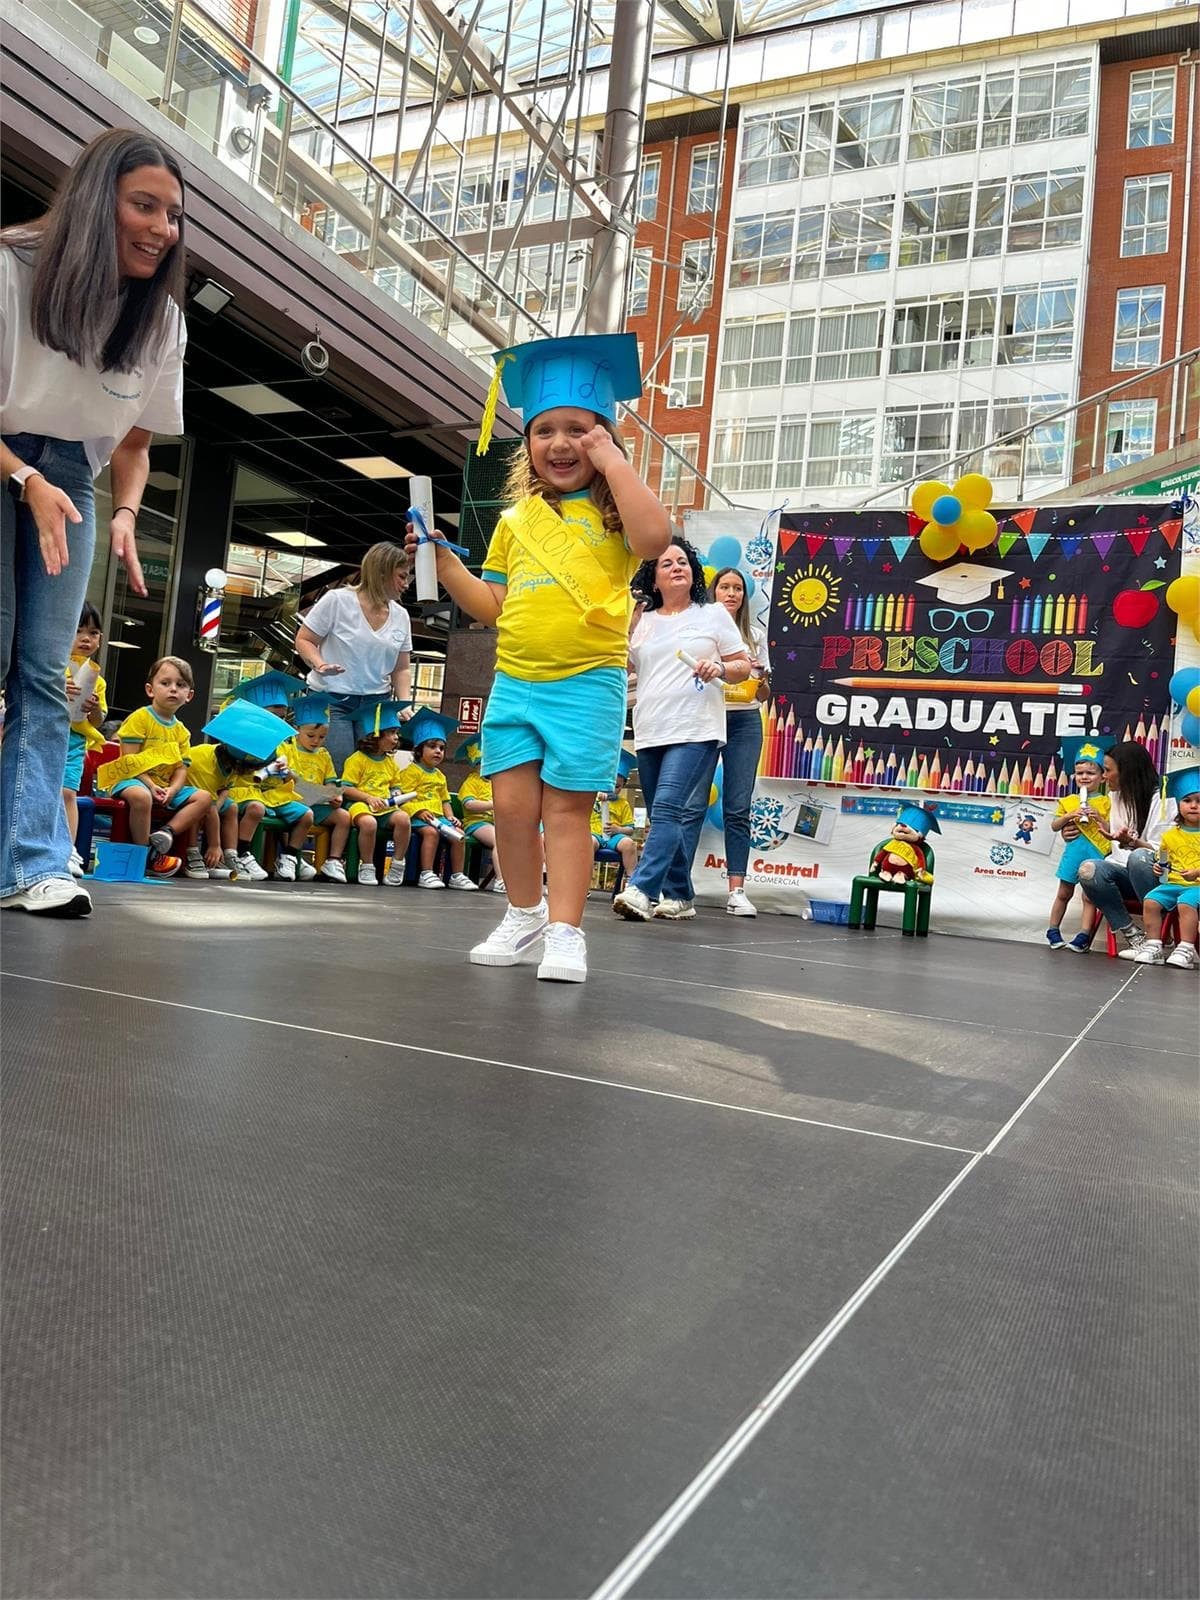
[374, 702, 382, 736]
[476, 351, 512, 457]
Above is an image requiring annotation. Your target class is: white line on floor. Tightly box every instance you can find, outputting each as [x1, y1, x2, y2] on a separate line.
[586, 967, 1142, 1600]
[0, 972, 980, 1156]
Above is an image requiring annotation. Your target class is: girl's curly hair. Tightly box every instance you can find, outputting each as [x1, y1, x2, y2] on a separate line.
[632, 537, 708, 610]
[502, 415, 628, 536]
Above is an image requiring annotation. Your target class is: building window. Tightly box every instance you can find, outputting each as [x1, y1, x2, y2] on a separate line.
[909, 77, 981, 159]
[638, 155, 661, 221]
[997, 283, 1076, 364]
[958, 396, 1068, 479]
[1007, 168, 1085, 252]
[814, 307, 884, 382]
[740, 112, 804, 187]
[660, 434, 700, 504]
[785, 315, 815, 385]
[972, 180, 1007, 257]
[824, 197, 894, 276]
[898, 183, 973, 266]
[629, 247, 652, 316]
[730, 211, 794, 287]
[1105, 399, 1157, 470]
[687, 144, 720, 213]
[668, 336, 708, 407]
[679, 239, 713, 309]
[1013, 61, 1090, 144]
[806, 413, 876, 487]
[805, 90, 903, 174]
[776, 419, 807, 489]
[1112, 286, 1165, 371]
[712, 420, 776, 492]
[719, 317, 786, 390]
[981, 71, 1015, 147]
[1122, 174, 1171, 256]
[1128, 67, 1175, 148]
[881, 404, 956, 484]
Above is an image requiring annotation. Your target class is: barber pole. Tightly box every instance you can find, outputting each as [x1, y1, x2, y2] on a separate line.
[197, 588, 223, 653]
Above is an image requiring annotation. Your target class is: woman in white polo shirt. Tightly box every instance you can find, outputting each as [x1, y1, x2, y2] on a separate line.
[294, 542, 416, 771]
[1, 128, 187, 918]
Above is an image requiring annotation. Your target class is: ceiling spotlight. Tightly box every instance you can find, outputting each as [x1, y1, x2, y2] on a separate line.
[133, 24, 160, 44]
[190, 277, 235, 316]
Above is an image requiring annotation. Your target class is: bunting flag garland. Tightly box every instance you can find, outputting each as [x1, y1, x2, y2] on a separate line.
[1090, 531, 1117, 558]
[1058, 536, 1083, 558]
[861, 538, 882, 561]
[805, 535, 826, 558]
[833, 537, 855, 561]
[1010, 509, 1037, 535]
[998, 533, 1019, 558]
[778, 527, 800, 555]
[1125, 528, 1151, 558]
[889, 535, 913, 564]
[1024, 532, 1051, 564]
[1159, 519, 1182, 550]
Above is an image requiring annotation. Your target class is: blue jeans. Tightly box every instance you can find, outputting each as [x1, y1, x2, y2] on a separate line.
[629, 740, 720, 904]
[1, 436, 96, 895]
[322, 692, 377, 773]
[1078, 849, 1158, 933]
[718, 709, 762, 879]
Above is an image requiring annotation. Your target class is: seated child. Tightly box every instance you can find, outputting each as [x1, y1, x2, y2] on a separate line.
[281, 695, 352, 883]
[402, 709, 476, 891]
[190, 700, 300, 880]
[1124, 766, 1200, 969]
[62, 602, 107, 876]
[341, 700, 417, 887]
[176, 741, 240, 880]
[591, 751, 638, 881]
[455, 736, 506, 894]
[96, 655, 212, 876]
[223, 673, 316, 882]
[1047, 736, 1113, 951]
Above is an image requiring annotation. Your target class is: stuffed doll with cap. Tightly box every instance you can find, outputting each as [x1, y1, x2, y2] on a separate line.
[872, 804, 940, 884]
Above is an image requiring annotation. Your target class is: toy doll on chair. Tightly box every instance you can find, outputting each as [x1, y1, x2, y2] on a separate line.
[871, 804, 940, 884]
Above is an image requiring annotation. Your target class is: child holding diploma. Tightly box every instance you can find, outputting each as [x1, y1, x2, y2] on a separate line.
[222, 673, 315, 881]
[591, 751, 638, 882]
[402, 709, 476, 891]
[406, 333, 670, 981]
[1046, 735, 1113, 952]
[341, 700, 415, 887]
[280, 694, 353, 882]
[455, 736, 507, 894]
[1121, 767, 1200, 969]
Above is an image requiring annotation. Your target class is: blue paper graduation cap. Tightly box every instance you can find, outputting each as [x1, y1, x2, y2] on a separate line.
[896, 803, 941, 837]
[203, 702, 293, 764]
[453, 734, 483, 766]
[1165, 765, 1200, 801]
[1059, 734, 1113, 771]
[351, 699, 411, 741]
[477, 333, 642, 453]
[614, 748, 637, 782]
[228, 669, 307, 710]
[290, 694, 331, 727]
[405, 708, 462, 753]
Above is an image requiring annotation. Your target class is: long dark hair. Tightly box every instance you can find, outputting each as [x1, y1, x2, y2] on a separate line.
[707, 566, 756, 648]
[0, 128, 186, 372]
[633, 537, 708, 611]
[1107, 741, 1159, 835]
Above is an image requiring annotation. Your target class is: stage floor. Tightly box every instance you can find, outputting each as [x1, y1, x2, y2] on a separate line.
[2, 881, 1197, 1599]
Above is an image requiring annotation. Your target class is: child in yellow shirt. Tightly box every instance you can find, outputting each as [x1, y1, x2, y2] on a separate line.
[403, 709, 476, 891]
[221, 673, 315, 881]
[1125, 767, 1200, 970]
[62, 602, 106, 876]
[341, 700, 416, 887]
[281, 695, 353, 883]
[456, 736, 508, 894]
[189, 700, 300, 880]
[1046, 735, 1113, 952]
[590, 754, 638, 882]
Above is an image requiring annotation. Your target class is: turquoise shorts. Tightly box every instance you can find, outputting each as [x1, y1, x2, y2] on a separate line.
[481, 667, 627, 792]
[593, 834, 630, 851]
[312, 805, 342, 825]
[1145, 883, 1200, 911]
[464, 819, 492, 837]
[1056, 834, 1105, 885]
[110, 780, 201, 808]
[63, 730, 88, 792]
[238, 799, 310, 825]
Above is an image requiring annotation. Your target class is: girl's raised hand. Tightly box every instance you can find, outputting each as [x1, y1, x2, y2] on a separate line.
[578, 425, 624, 473]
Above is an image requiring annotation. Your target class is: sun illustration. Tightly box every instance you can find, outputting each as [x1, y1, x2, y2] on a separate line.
[783, 563, 840, 627]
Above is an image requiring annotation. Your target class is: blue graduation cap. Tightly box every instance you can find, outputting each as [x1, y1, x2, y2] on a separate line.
[1165, 765, 1200, 801]
[896, 803, 941, 837]
[406, 708, 461, 753]
[453, 734, 483, 766]
[290, 694, 331, 727]
[477, 333, 642, 453]
[1059, 734, 1113, 771]
[228, 669, 307, 710]
[203, 702, 293, 764]
[351, 699, 411, 741]
[614, 748, 637, 782]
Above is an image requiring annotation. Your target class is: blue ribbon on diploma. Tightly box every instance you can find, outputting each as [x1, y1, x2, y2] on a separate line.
[408, 506, 470, 559]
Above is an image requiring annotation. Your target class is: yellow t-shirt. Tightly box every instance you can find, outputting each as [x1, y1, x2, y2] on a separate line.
[186, 743, 233, 800]
[280, 739, 339, 787]
[98, 704, 191, 790]
[1159, 825, 1200, 884]
[67, 656, 108, 750]
[401, 762, 450, 818]
[482, 492, 638, 681]
[590, 795, 634, 837]
[342, 750, 411, 801]
[458, 771, 494, 824]
[1055, 791, 1112, 855]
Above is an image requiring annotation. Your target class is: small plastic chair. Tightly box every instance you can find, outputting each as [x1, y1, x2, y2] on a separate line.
[1104, 900, 1180, 957]
[848, 839, 936, 937]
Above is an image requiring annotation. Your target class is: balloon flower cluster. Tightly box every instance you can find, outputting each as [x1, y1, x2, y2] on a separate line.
[911, 474, 997, 561]
[1165, 573, 1200, 645]
[1169, 664, 1200, 751]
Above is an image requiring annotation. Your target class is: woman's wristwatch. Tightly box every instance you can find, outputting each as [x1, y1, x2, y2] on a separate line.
[8, 465, 43, 501]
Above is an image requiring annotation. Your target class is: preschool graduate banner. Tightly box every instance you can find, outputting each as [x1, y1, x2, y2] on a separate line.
[765, 502, 1182, 796]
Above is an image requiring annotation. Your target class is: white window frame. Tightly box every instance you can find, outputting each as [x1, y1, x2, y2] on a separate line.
[1121, 174, 1171, 257]
[1105, 399, 1158, 470]
[806, 412, 876, 488]
[909, 75, 982, 160]
[668, 336, 708, 408]
[629, 247, 653, 317]
[1111, 285, 1165, 371]
[712, 419, 776, 493]
[740, 110, 804, 187]
[679, 238, 714, 309]
[813, 306, 884, 382]
[1127, 67, 1175, 148]
[687, 144, 720, 212]
[1006, 168, 1085, 253]
[660, 434, 700, 505]
[997, 282, 1077, 365]
[730, 211, 795, 288]
[638, 154, 661, 221]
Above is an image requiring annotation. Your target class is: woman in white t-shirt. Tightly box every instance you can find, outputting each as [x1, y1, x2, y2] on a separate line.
[613, 540, 750, 922]
[294, 542, 416, 771]
[1078, 740, 1174, 955]
[707, 566, 771, 918]
[1, 129, 187, 919]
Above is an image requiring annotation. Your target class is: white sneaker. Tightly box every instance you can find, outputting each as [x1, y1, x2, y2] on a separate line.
[320, 858, 347, 883]
[384, 864, 406, 886]
[448, 872, 477, 891]
[296, 857, 317, 881]
[236, 851, 269, 882]
[148, 827, 175, 858]
[274, 853, 297, 881]
[655, 898, 696, 920]
[1, 877, 92, 917]
[726, 888, 757, 917]
[357, 864, 378, 886]
[612, 883, 652, 921]
[68, 849, 85, 878]
[1128, 940, 1164, 965]
[184, 850, 209, 881]
[538, 921, 587, 982]
[418, 870, 445, 890]
[491, 877, 507, 894]
[1115, 927, 1147, 959]
[470, 901, 549, 966]
[1165, 944, 1198, 970]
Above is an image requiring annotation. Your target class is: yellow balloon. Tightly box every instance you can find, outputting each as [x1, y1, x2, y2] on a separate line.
[953, 473, 993, 512]
[958, 508, 998, 552]
[912, 480, 951, 523]
[920, 522, 959, 561]
[1189, 686, 1200, 716]
[1165, 574, 1200, 620]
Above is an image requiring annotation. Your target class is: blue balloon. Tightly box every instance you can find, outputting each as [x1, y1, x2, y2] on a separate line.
[931, 494, 962, 526]
[1181, 710, 1200, 749]
[706, 536, 744, 571]
[1168, 666, 1200, 706]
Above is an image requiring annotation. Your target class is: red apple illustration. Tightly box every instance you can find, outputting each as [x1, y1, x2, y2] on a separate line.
[1112, 583, 1162, 628]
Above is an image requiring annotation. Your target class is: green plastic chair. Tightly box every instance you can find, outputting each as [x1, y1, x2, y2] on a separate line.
[848, 839, 936, 938]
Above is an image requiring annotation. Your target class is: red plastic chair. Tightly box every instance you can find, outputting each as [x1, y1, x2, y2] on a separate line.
[80, 742, 131, 842]
[1104, 897, 1181, 957]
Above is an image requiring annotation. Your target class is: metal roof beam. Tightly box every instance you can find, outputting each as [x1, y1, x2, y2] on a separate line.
[656, 0, 724, 44]
[301, 0, 440, 93]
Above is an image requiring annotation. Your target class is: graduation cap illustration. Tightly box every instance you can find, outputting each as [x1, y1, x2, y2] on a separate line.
[915, 562, 1012, 607]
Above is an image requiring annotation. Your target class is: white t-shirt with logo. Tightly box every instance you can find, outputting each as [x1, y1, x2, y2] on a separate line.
[301, 586, 413, 695]
[0, 247, 186, 477]
[630, 602, 746, 750]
